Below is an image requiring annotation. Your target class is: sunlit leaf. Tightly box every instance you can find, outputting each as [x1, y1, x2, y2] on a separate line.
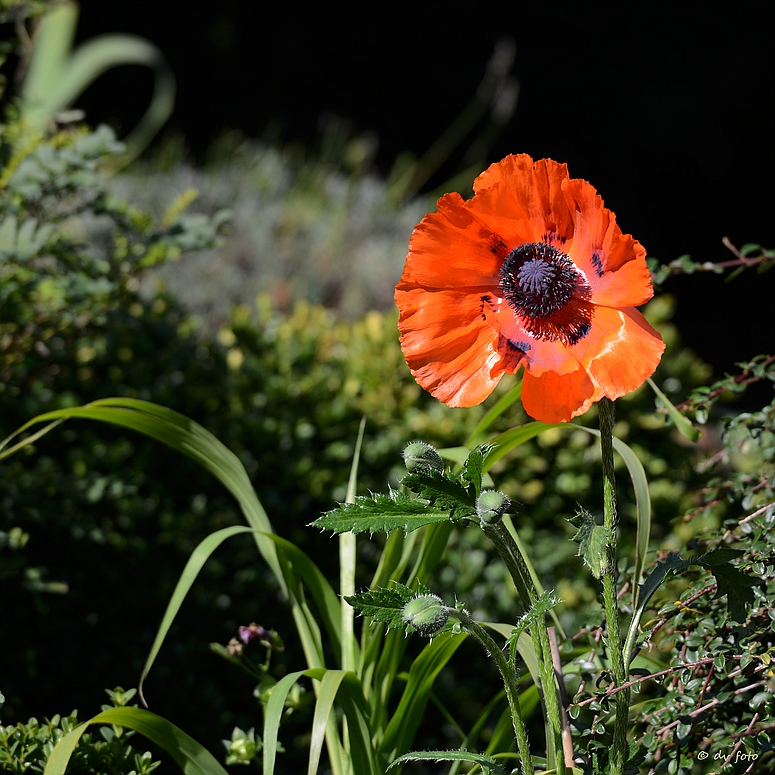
[43, 707, 228, 775]
[647, 377, 702, 442]
[312, 491, 451, 535]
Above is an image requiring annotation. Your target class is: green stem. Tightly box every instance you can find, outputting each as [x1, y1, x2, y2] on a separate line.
[454, 610, 534, 775]
[599, 398, 629, 775]
[483, 522, 566, 775]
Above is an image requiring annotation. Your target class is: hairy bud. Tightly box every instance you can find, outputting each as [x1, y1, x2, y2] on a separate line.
[401, 593, 449, 637]
[403, 441, 444, 473]
[476, 489, 511, 525]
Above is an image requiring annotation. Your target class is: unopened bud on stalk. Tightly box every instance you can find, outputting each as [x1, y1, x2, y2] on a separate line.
[403, 441, 444, 473]
[401, 593, 449, 637]
[476, 489, 511, 525]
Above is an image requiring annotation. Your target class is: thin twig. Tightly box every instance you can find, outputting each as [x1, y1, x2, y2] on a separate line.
[723, 712, 760, 768]
[548, 626, 575, 770]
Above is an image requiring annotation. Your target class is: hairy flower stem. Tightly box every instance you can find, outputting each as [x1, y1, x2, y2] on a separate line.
[599, 398, 629, 775]
[454, 610, 534, 775]
[483, 522, 566, 775]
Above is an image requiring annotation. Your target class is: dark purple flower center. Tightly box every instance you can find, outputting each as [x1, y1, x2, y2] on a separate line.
[498, 242, 593, 345]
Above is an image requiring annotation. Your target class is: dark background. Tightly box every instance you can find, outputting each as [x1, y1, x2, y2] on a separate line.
[74, 1, 775, 374]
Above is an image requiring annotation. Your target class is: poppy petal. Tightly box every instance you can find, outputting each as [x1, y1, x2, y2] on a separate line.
[397, 287, 503, 406]
[522, 363, 599, 424]
[572, 306, 666, 399]
[563, 178, 653, 307]
[483, 298, 580, 376]
[471, 155, 575, 245]
[399, 193, 503, 290]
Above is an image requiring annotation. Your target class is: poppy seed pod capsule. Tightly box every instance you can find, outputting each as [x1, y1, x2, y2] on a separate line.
[401, 593, 449, 637]
[403, 441, 444, 473]
[477, 489, 511, 524]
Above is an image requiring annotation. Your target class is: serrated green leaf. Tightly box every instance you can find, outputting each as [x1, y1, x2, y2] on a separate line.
[312, 491, 451, 535]
[388, 749, 504, 775]
[400, 469, 476, 519]
[461, 443, 496, 498]
[345, 583, 419, 630]
[568, 509, 610, 580]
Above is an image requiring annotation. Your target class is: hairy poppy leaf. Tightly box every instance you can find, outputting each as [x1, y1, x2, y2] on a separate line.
[461, 443, 496, 497]
[388, 749, 504, 775]
[400, 469, 476, 519]
[312, 491, 451, 535]
[568, 509, 611, 580]
[345, 582, 427, 630]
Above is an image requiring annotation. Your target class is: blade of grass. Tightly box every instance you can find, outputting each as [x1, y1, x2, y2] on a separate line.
[21, 2, 174, 164]
[0, 399, 284, 592]
[483, 422, 556, 470]
[570, 426, 652, 601]
[266, 533, 342, 661]
[502, 515, 566, 640]
[138, 525, 259, 705]
[465, 379, 523, 448]
[647, 377, 702, 442]
[342, 418, 366, 673]
[380, 633, 468, 757]
[308, 670, 350, 775]
[263, 670, 309, 775]
[43, 707, 229, 775]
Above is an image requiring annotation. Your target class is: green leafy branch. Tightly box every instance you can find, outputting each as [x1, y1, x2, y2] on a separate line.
[674, 354, 775, 424]
[623, 548, 761, 672]
[649, 239, 774, 288]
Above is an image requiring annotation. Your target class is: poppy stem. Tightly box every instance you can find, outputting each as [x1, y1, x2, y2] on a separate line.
[454, 610, 535, 775]
[483, 522, 567, 775]
[599, 397, 630, 775]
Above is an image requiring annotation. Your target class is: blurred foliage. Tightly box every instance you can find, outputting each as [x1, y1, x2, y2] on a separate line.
[111, 124, 431, 327]
[0, 687, 162, 774]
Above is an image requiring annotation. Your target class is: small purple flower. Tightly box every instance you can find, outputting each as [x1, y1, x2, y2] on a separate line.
[238, 622, 271, 645]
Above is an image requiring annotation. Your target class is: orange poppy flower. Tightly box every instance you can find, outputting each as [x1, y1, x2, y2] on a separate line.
[395, 154, 665, 424]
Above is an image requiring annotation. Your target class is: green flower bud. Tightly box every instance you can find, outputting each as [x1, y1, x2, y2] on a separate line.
[403, 441, 444, 473]
[401, 593, 449, 637]
[476, 489, 511, 524]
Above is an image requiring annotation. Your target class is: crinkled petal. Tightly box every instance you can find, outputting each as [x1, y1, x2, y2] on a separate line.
[398, 192, 503, 290]
[563, 178, 653, 307]
[571, 306, 665, 399]
[396, 287, 502, 406]
[471, 155, 575, 245]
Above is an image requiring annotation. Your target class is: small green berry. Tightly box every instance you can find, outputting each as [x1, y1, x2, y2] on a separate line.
[403, 441, 444, 473]
[476, 489, 511, 524]
[401, 594, 449, 637]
